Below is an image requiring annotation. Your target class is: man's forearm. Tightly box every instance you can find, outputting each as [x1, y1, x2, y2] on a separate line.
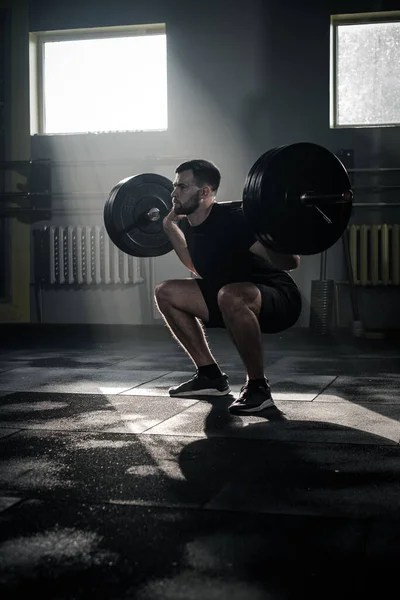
[163, 222, 199, 275]
[264, 249, 300, 271]
[249, 241, 300, 271]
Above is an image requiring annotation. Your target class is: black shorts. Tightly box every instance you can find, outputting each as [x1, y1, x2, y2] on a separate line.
[195, 274, 302, 334]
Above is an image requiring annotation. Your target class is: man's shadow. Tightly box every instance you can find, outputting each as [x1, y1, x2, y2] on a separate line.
[149, 394, 400, 599]
[178, 394, 398, 506]
[173, 394, 399, 591]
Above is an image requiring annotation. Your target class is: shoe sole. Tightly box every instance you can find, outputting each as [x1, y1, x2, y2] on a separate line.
[228, 399, 275, 413]
[169, 387, 231, 397]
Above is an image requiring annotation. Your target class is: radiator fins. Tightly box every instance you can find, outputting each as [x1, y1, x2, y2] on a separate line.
[348, 224, 400, 286]
[33, 225, 144, 285]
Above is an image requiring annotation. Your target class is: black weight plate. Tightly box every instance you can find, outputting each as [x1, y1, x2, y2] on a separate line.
[255, 143, 353, 255]
[243, 147, 274, 232]
[104, 186, 140, 256]
[104, 173, 174, 257]
[251, 146, 294, 253]
[104, 189, 132, 255]
[243, 146, 286, 246]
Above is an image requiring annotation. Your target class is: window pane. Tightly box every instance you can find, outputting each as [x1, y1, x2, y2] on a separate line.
[336, 22, 400, 126]
[43, 34, 168, 134]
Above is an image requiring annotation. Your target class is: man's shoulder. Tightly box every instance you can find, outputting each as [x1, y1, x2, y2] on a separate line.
[217, 201, 243, 210]
[214, 201, 255, 241]
[215, 201, 244, 217]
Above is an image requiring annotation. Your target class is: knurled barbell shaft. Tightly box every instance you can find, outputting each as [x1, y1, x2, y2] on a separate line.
[300, 190, 353, 205]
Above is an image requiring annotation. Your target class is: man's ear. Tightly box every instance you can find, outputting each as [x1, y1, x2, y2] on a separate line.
[201, 185, 212, 199]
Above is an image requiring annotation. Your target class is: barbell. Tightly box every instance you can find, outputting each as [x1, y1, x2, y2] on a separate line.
[103, 142, 353, 257]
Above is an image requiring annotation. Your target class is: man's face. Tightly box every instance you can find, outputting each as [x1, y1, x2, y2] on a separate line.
[171, 170, 203, 215]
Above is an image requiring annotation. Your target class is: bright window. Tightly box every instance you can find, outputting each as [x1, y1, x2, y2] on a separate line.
[30, 25, 167, 134]
[331, 12, 400, 128]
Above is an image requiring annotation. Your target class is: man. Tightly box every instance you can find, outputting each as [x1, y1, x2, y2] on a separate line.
[154, 159, 302, 415]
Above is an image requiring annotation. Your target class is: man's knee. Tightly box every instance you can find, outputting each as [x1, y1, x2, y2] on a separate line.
[155, 279, 209, 322]
[154, 281, 173, 307]
[217, 283, 261, 316]
[217, 283, 245, 314]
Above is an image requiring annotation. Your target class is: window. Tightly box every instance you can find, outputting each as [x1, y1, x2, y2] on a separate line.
[331, 12, 400, 128]
[30, 24, 167, 134]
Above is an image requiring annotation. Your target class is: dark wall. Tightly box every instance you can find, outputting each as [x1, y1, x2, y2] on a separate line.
[29, 0, 400, 184]
[243, 0, 400, 166]
[30, 0, 268, 197]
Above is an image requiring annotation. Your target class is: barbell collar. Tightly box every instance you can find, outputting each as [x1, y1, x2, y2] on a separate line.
[146, 207, 161, 222]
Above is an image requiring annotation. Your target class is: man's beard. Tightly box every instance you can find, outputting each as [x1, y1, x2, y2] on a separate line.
[174, 190, 202, 215]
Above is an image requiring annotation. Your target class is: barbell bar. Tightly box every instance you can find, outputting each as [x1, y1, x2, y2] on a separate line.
[103, 142, 353, 257]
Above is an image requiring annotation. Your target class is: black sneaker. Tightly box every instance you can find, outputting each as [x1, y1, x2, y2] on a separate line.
[228, 380, 275, 414]
[169, 371, 231, 397]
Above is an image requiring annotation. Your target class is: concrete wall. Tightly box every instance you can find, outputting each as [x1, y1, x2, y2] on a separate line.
[21, 0, 400, 328]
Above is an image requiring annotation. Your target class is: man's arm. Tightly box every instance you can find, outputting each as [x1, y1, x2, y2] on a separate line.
[249, 240, 300, 271]
[163, 213, 200, 276]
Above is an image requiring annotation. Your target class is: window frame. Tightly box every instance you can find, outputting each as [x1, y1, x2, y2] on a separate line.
[29, 23, 167, 136]
[330, 10, 400, 129]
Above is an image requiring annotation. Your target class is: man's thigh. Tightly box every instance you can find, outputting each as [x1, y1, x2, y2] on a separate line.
[257, 283, 302, 333]
[156, 278, 210, 322]
[195, 278, 302, 333]
[194, 279, 225, 328]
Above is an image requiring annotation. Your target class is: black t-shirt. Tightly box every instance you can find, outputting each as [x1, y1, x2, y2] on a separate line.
[185, 202, 293, 290]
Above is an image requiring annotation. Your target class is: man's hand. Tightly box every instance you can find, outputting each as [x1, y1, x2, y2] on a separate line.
[162, 209, 198, 276]
[249, 241, 300, 271]
[163, 209, 187, 231]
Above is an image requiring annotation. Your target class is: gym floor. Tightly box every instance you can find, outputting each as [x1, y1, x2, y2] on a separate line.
[0, 325, 399, 599]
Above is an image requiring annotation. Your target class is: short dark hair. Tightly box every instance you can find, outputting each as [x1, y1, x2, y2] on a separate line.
[175, 159, 221, 193]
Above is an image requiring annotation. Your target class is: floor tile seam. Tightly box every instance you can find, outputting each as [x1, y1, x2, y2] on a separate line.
[0, 367, 179, 377]
[138, 431, 398, 448]
[4, 370, 397, 383]
[0, 429, 24, 440]
[271, 398, 400, 406]
[115, 370, 175, 394]
[269, 372, 400, 377]
[0, 367, 24, 375]
[137, 400, 202, 433]
[311, 375, 340, 402]
[1, 426, 397, 448]
[0, 493, 393, 523]
[97, 356, 143, 369]
[0, 375, 180, 396]
[312, 400, 400, 404]
[2, 390, 397, 401]
[0, 497, 26, 513]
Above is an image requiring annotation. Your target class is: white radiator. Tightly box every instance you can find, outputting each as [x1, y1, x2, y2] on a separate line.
[348, 224, 400, 286]
[33, 225, 144, 285]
